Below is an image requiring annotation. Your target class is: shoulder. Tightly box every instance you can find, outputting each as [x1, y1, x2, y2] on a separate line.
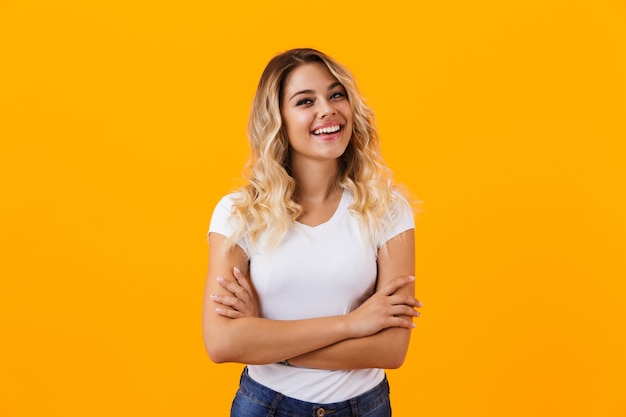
[382, 191, 415, 243]
[211, 191, 247, 216]
[216, 191, 243, 207]
[209, 192, 244, 232]
[391, 191, 413, 219]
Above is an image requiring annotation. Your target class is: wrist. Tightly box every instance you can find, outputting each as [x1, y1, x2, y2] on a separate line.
[338, 314, 356, 339]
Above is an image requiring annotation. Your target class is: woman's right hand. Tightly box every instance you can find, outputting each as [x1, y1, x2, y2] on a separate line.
[345, 275, 421, 338]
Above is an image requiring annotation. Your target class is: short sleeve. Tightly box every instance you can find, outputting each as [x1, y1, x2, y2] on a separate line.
[208, 193, 249, 255]
[383, 194, 415, 243]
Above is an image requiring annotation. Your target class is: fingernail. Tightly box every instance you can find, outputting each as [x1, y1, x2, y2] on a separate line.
[408, 276, 415, 281]
[215, 307, 224, 313]
[216, 277, 225, 283]
[210, 294, 218, 299]
[411, 323, 416, 328]
[233, 267, 240, 274]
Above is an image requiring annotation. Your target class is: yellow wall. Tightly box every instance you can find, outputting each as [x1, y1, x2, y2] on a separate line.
[1, 1, 625, 416]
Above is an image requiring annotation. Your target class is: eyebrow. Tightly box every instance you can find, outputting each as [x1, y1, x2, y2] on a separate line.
[288, 81, 344, 102]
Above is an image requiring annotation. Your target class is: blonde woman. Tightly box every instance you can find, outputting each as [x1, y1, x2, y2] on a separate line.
[203, 48, 421, 416]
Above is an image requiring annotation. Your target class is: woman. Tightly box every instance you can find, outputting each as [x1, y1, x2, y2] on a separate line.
[203, 48, 421, 416]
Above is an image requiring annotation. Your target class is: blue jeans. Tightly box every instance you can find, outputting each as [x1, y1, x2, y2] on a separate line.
[231, 368, 392, 417]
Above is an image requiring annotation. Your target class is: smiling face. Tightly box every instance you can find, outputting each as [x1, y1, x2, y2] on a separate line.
[280, 63, 353, 168]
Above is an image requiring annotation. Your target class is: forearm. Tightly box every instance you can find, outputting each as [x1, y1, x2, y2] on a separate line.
[288, 324, 412, 370]
[204, 284, 417, 366]
[204, 314, 354, 365]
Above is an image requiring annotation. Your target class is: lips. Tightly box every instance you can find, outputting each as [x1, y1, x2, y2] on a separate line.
[311, 123, 342, 136]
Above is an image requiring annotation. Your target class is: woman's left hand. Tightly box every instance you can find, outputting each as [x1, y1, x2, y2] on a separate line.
[211, 267, 260, 319]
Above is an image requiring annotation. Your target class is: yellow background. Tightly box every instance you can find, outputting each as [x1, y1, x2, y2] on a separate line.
[1, 0, 625, 416]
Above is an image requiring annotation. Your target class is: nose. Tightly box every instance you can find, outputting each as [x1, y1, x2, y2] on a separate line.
[319, 98, 336, 118]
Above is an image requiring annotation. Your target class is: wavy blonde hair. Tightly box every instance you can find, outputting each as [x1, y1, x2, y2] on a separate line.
[225, 48, 409, 253]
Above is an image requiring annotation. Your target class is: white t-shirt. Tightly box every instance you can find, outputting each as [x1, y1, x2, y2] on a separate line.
[209, 189, 414, 402]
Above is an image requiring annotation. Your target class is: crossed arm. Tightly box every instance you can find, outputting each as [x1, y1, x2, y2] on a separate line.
[202, 229, 420, 369]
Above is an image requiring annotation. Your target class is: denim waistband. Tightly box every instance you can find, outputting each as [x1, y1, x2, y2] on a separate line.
[233, 367, 391, 417]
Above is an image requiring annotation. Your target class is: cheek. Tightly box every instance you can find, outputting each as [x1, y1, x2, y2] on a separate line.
[287, 113, 312, 133]
[340, 103, 354, 123]
[283, 114, 309, 144]
[283, 112, 308, 129]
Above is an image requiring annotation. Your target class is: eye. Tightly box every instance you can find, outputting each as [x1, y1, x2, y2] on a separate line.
[296, 98, 314, 106]
[330, 91, 346, 100]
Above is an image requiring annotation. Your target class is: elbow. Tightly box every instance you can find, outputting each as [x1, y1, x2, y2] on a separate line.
[206, 347, 230, 364]
[203, 328, 235, 364]
[205, 339, 235, 364]
[204, 336, 225, 363]
[202, 314, 243, 364]
[384, 353, 407, 369]
[381, 329, 411, 369]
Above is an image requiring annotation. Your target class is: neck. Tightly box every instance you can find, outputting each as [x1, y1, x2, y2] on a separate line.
[291, 158, 341, 203]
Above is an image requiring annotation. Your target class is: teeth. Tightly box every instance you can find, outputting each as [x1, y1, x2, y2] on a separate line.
[314, 125, 341, 135]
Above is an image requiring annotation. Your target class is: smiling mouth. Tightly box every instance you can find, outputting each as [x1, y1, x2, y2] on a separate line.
[312, 125, 342, 135]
